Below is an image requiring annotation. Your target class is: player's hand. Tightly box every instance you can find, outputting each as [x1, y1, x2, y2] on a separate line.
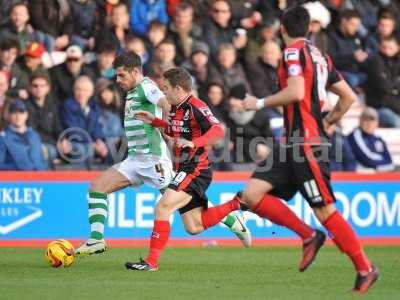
[134, 110, 155, 124]
[242, 94, 259, 110]
[323, 118, 335, 134]
[175, 138, 195, 149]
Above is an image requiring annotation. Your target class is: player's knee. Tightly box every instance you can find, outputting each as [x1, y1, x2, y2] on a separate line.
[242, 189, 264, 208]
[89, 178, 107, 194]
[313, 204, 336, 223]
[154, 201, 174, 218]
[184, 224, 202, 235]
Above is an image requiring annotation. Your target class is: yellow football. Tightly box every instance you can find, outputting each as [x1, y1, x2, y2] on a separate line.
[45, 239, 75, 268]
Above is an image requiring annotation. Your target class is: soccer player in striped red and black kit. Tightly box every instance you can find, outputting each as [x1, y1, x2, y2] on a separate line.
[242, 6, 378, 293]
[125, 67, 250, 271]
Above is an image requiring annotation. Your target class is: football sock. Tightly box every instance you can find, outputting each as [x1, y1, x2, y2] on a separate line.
[252, 193, 314, 240]
[201, 199, 240, 229]
[88, 191, 108, 241]
[323, 211, 371, 274]
[146, 220, 170, 267]
[222, 214, 236, 228]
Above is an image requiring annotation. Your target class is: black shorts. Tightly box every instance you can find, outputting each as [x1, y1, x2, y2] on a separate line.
[168, 168, 212, 214]
[252, 144, 335, 208]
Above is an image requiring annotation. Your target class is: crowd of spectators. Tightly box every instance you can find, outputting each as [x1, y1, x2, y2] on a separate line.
[0, 0, 399, 172]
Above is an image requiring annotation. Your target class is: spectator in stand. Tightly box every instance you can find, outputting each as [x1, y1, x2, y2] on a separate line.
[204, 81, 228, 122]
[87, 41, 118, 81]
[17, 42, 48, 100]
[167, 2, 203, 65]
[244, 17, 281, 66]
[0, 70, 12, 128]
[61, 76, 108, 165]
[0, 37, 26, 99]
[0, 0, 21, 25]
[366, 8, 398, 56]
[256, 0, 297, 20]
[26, 72, 70, 168]
[322, 111, 356, 171]
[226, 84, 272, 164]
[182, 42, 217, 99]
[95, 78, 124, 142]
[366, 35, 400, 128]
[69, 0, 97, 51]
[129, 0, 169, 37]
[125, 35, 151, 75]
[149, 38, 176, 84]
[0, 99, 46, 170]
[303, 1, 331, 54]
[348, 107, 394, 172]
[328, 9, 368, 89]
[146, 20, 168, 58]
[248, 40, 280, 99]
[50, 45, 95, 103]
[98, 2, 131, 51]
[95, 0, 130, 33]
[29, 0, 73, 51]
[212, 43, 252, 96]
[0, 3, 36, 54]
[203, 0, 247, 61]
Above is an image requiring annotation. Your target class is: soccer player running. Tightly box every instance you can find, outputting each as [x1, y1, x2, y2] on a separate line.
[125, 67, 249, 271]
[75, 52, 250, 256]
[241, 6, 378, 293]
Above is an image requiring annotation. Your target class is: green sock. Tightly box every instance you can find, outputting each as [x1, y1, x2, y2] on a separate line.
[88, 191, 108, 240]
[222, 214, 236, 228]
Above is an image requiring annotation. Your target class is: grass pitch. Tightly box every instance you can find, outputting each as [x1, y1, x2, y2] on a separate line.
[0, 246, 398, 300]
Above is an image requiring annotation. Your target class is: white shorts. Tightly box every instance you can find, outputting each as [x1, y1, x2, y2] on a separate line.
[113, 155, 174, 190]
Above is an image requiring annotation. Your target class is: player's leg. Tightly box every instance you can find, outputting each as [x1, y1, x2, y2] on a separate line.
[125, 188, 192, 271]
[75, 158, 138, 256]
[299, 144, 378, 292]
[178, 197, 252, 247]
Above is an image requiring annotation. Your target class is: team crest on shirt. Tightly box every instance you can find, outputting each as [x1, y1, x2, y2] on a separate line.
[288, 65, 301, 76]
[284, 48, 299, 61]
[199, 107, 212, 116]
[183, 109, 190, 121]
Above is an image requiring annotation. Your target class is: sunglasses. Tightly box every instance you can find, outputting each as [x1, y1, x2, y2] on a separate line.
[213, 8, 230, 14]
[67, 57, 81, 62]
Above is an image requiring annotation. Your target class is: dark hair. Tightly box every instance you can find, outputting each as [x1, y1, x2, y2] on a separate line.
[149, 20, 167, 31]
[380, 34, 400, 44]
[113, 51, 142, 71]
[10, 2, 29, 13]
[29, 71, 51, 85]
[281, 6, 310, 38]
[0, 36, 20, 52]
[163, 67, 192, 92]
[95, 40, 118, 54]
[158, 38, 176, 48]
[340, 9, 361, 21]
[378, 8, 396, 21]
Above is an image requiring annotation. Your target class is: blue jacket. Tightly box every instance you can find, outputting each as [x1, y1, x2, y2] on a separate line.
[129, 0, 169, 37]
[329, 131, 357, 171]
[348, 128, 394, 171]
[0, 126, 46, 170]
[62, 97, 105, 142]
[99, 110, 124, 138]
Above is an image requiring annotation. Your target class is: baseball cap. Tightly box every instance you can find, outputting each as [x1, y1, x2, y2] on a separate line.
[25, 42, 45, 58]
[66, 45, 83, 59]
[191, 42, 210, 56]
[9, 99, 27, 113]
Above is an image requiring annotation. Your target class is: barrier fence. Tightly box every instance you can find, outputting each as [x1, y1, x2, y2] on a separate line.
[0, 172, 399, 247]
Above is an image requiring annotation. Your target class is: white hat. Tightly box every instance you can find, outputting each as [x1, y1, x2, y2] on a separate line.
[303, 1, 331, 29]
[66, 45, 83, 58]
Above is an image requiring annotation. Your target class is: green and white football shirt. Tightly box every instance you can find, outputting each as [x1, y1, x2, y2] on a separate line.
[124, 77, 168, 159]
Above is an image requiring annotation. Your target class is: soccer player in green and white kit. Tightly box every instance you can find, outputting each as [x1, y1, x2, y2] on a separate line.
[75, 51, 251, 255]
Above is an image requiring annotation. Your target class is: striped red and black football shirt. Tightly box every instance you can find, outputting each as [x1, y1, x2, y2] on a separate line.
[278, 39, 342, 145]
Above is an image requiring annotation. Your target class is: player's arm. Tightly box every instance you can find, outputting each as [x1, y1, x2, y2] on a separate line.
[323, 79, 357, 127]
[157, 96, 171, 121]
[133, 110, 172, 135]
[189, 105, 225, 149]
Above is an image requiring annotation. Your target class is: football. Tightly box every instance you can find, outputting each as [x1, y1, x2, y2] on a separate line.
[45, 239, 75, 268]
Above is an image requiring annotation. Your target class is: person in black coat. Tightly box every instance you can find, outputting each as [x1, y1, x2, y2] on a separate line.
[366, 35, 400, 127]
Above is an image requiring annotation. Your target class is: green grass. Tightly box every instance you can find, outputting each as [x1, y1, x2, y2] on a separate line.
[0, 246, 398, 300]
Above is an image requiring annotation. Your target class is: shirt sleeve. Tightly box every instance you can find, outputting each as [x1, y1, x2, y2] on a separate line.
[142, 80, 165, 105]
[192, 104, 224, 148]
[326, 54, 343, 86]
[283, 47, 304, 77]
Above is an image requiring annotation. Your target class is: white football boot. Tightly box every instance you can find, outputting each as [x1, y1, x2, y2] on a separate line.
[74, 239, 107, 257]
[229, 213, 252, 247]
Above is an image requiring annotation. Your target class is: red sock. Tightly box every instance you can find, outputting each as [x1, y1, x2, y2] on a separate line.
[252, 194, 314, 240]
[201, 198, 240, 229]
[323, 211, 371, 273]
[146, 220, 170, 267]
